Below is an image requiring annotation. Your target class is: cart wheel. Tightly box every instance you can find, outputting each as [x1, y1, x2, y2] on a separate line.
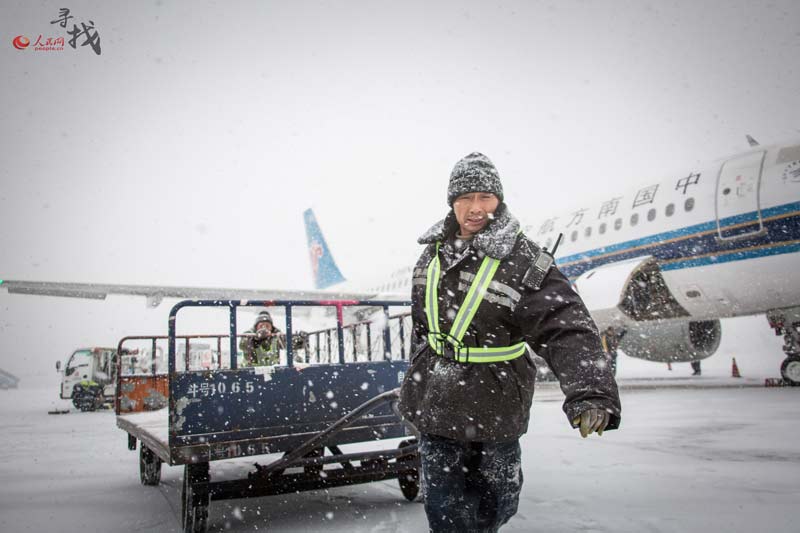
[303, 447, 324, 477]
[397, 439, 419, 501]
[182, 463, 210, 533]
[139, 445, 162, 486]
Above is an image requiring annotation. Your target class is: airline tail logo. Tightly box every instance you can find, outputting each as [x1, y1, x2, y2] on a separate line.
[308, 241, 324, 282]
[303, 209, 346, 289]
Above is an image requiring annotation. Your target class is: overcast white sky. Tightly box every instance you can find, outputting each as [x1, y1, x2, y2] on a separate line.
[2, 0, 799, 378]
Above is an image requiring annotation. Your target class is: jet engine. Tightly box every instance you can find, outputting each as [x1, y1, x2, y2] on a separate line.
[618, 319, 722, 363]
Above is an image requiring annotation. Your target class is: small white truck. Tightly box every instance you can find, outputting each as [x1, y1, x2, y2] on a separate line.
[56, 347, 117, 411]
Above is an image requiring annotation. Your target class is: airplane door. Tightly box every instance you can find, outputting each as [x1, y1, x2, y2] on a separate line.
[715, 150, 766, 240]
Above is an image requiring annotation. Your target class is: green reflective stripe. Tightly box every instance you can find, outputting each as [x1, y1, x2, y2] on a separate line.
[428, 333, 443, 355]
[456, 342, 527, 362]
[424, 243, 442, 338]
[449, 256, 500, 343]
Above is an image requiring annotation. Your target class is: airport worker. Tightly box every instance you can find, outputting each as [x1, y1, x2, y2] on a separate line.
[239, 311, 285, 366]
[399, 152, 622, 532]
[600, 325, 626, 375]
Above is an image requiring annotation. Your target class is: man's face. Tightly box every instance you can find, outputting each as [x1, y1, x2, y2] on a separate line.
[453, 192, 500, 237]
[256, 320, 273, 333]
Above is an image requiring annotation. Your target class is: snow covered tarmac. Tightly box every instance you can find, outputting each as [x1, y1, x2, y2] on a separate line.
[1, 376, 798, 532]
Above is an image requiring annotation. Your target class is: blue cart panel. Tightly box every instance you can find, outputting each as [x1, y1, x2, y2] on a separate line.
[170, 361, 408, 463]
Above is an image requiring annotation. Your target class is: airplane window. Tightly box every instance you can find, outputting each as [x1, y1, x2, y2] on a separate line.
[614, 218, 622, 230]
[584, 226, 592, 238]
[647, 208, 656, 221]
[630, 213, 639, 226]
[665, 203, 675, 217]
[599, 222, 607, 234]
[685, 197, 695, 212]
[571, 230, 578, 242]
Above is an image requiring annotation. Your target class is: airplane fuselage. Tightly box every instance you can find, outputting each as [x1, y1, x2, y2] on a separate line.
[531, 141, 800, 326]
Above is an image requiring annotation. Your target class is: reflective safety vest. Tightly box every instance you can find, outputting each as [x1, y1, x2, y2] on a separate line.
[240, 335, 281, 366]
[425, 242, 527, 363]
[250, 340, 280, 366]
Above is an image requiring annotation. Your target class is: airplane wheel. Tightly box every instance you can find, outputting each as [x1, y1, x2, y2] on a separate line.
[182, 463, 209, 533]
[780, 356, 800, 385]
[139, 445, 162, 486]
[397, 439, 419, 502]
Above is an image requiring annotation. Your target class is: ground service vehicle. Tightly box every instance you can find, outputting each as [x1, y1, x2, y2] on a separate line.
[56, 347, 117, 410]
[116, 299, 419, 533]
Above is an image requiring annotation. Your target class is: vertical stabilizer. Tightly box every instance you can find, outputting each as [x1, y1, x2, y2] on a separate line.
[303, 209, 346, 289]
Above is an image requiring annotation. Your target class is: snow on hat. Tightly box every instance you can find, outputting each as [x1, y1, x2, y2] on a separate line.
[254, 311, 273, 326]
[447, 152, 504, 206]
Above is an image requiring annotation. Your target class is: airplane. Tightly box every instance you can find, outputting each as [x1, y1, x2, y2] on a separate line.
[2, 138, 800, 383]
[527, 136, 800, 384]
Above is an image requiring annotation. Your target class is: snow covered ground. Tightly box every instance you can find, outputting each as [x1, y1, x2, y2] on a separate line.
[1, 315, 798, 532]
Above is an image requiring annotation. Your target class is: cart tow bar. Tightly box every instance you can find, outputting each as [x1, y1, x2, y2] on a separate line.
[258, 388, 415, 475]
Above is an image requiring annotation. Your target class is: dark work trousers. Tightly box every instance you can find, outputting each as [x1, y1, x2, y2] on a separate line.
[419, 433, 523, 533]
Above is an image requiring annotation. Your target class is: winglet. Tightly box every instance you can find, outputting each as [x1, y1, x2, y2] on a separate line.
[746, 134, 760, 147]
[303, 209, 346, 289]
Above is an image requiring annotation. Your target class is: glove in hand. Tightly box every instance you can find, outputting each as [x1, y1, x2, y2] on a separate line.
[573, 409, 610, 438]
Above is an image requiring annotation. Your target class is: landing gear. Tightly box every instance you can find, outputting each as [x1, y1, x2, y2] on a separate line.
[182, 463, 210, 533]
[767, 308, 800, 386]
[781, 356, 800, 385]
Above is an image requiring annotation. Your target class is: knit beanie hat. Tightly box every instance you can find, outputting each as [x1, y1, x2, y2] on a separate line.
[254, 311, 273, 326]
[447, 152, 504, 206]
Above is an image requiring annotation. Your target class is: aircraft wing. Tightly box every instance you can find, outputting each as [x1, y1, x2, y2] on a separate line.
[0, 280, 377, 308]
[1, 209, 391, 310]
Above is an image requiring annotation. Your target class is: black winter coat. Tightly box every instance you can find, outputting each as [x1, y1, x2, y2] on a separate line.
[398, 205, 622, 443]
